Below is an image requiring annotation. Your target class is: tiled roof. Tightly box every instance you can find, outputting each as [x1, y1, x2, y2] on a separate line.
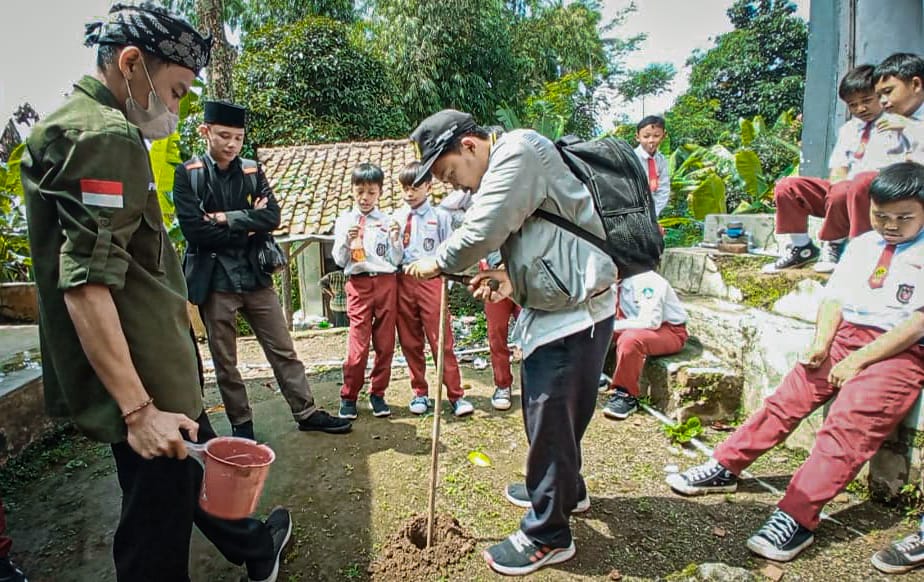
[258, 139, 449, 239]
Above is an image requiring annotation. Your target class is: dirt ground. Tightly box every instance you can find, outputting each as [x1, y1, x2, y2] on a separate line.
[4, 330, 924, 581]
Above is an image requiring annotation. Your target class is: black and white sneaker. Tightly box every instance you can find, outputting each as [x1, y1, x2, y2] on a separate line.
[483, 530, 576, 576]
[0, 557, 28, 582]
[666, 459, 738, 496]
[746, 508, 814, 562]
[871, 530, 924, 574]
[598, 374, 611, 393]
[602, 389, 638, 420]
[761, 242, 819, 273]
[812, 240, 845, 273]
[247, 507, 292, 582]
[504, 483, 590, 513]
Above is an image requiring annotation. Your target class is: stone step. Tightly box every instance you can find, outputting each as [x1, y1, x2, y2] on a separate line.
[638, 337, 743, 424]
[0, 325, 54, 464]
[659, 247, 828, 323]
[679, 295, 821, 450]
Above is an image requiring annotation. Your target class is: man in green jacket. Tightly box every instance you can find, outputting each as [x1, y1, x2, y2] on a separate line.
[20, 3, 289, 580]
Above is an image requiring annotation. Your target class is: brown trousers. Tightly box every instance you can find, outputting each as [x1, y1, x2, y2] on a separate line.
[200, 286, 316, 426]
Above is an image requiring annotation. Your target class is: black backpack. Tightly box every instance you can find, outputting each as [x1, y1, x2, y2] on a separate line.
[534, 135, 664, 279]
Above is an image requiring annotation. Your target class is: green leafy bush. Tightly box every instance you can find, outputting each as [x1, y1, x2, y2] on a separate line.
[235, 16, 407, 147]
[0, 144, 31, 282]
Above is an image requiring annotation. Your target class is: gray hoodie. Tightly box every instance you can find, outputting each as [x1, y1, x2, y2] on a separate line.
[436, 129, 616, 357]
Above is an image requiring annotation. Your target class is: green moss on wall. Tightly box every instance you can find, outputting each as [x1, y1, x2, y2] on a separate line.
[714, 254, 827, 310]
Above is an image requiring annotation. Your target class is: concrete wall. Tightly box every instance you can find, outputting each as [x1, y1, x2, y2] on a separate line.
[0, 371, 56, 464]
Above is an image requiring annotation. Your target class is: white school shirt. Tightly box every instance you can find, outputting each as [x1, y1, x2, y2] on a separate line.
[391, 201, 454, 264]
[824, 229, 924, 331]
[896, 102, 924, 164]
[635, 145, 670, 216]
[613, 270, 687, 332]
[828, 114, 907, 179]
[439, 189, 472, 223]
[331, 208, 402, 276]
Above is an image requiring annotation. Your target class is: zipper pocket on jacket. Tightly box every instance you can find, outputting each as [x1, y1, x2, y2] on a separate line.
[540, 259, 570, 296]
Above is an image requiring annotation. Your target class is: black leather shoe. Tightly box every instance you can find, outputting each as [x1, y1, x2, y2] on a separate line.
[298, 411, 352, 434]
[232, 420, 255, 440]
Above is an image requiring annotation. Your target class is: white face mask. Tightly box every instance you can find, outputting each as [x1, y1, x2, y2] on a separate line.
[124, 58, 179, 140]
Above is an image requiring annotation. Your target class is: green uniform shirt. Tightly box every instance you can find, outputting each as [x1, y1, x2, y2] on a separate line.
[21, 76, 203, 443]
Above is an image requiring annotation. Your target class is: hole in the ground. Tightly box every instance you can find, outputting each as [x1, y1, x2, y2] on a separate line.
[406, 520, 428, 549]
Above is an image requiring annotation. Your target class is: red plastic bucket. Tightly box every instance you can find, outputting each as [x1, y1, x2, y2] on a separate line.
[186, 437, 275, 520]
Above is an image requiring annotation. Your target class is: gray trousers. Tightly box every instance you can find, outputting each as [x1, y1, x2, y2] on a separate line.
[520, 316, 614, 547]
[200, 286, 317, 426]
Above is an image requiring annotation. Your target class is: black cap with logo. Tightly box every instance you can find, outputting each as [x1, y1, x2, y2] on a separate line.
[409, 109, 477, 186]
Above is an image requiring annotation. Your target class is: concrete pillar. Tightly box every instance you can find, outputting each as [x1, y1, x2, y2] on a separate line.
[296, 241, 325, 319]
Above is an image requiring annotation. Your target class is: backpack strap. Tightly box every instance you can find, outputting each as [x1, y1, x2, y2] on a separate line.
[184, 157, 206, 201]
[533, 208, 613, 259]
[241, 158, 259, 197]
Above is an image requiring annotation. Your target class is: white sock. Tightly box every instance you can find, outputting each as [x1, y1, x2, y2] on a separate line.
[788, 233, 810, 247]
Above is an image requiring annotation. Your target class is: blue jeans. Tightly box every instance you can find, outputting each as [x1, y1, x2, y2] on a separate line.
[519, 316, 614, 547]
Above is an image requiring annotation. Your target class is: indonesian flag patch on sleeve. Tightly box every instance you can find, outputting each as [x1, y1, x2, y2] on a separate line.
[80, 179, 124, 208]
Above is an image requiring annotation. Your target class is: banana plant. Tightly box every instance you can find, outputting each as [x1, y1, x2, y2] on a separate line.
[148, 80, 202, 243]
[669, 109, 800, 219]
[669, 144, 732, 219]
[0, 143, 31, 281]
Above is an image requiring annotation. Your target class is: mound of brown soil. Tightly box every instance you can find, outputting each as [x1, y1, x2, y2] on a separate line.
[368, 513, 476, 581]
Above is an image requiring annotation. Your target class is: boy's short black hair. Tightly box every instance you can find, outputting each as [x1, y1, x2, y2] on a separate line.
[445, 125, 494, 155]
[636, 115, 666, 132]
[351, 162, 384, 187]
[398, 161, 429, 187]
[873, 53, 924, 84]
[838, 64, 876, 100]
[869, 162, 924, 205]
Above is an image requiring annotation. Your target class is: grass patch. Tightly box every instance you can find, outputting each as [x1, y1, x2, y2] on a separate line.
[0, 424, 106, 497]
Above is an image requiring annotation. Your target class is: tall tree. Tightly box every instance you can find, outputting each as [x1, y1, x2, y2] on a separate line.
[685, 0, 806, 123]
[164, 0, 357, 101]
[197, 0, 235, 100]
[368, 0, 520, 124]
[235, 16, 406, 146]
[617, 62, 676, 116]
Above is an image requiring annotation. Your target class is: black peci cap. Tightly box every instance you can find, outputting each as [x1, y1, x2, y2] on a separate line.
[203, 100, 247, 128]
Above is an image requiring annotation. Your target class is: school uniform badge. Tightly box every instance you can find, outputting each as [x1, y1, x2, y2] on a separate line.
[376, 243, 386, 257]
[423, 238, 435, 252]
[897, 283, 915, 304]
[641, 287, 655, 299]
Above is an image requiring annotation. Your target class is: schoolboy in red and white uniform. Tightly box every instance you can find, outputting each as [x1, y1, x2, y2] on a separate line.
[332, 163, 403, 419]
[393, 162, 473, 417]
[668, 162, 924, 564]
[601, 270, 688, 419]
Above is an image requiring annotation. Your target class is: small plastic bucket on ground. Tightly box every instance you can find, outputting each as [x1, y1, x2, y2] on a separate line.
[185, 437, 275, 520]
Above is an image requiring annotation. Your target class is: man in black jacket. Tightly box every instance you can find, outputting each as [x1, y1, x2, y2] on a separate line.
[174, 100, 350, 438]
